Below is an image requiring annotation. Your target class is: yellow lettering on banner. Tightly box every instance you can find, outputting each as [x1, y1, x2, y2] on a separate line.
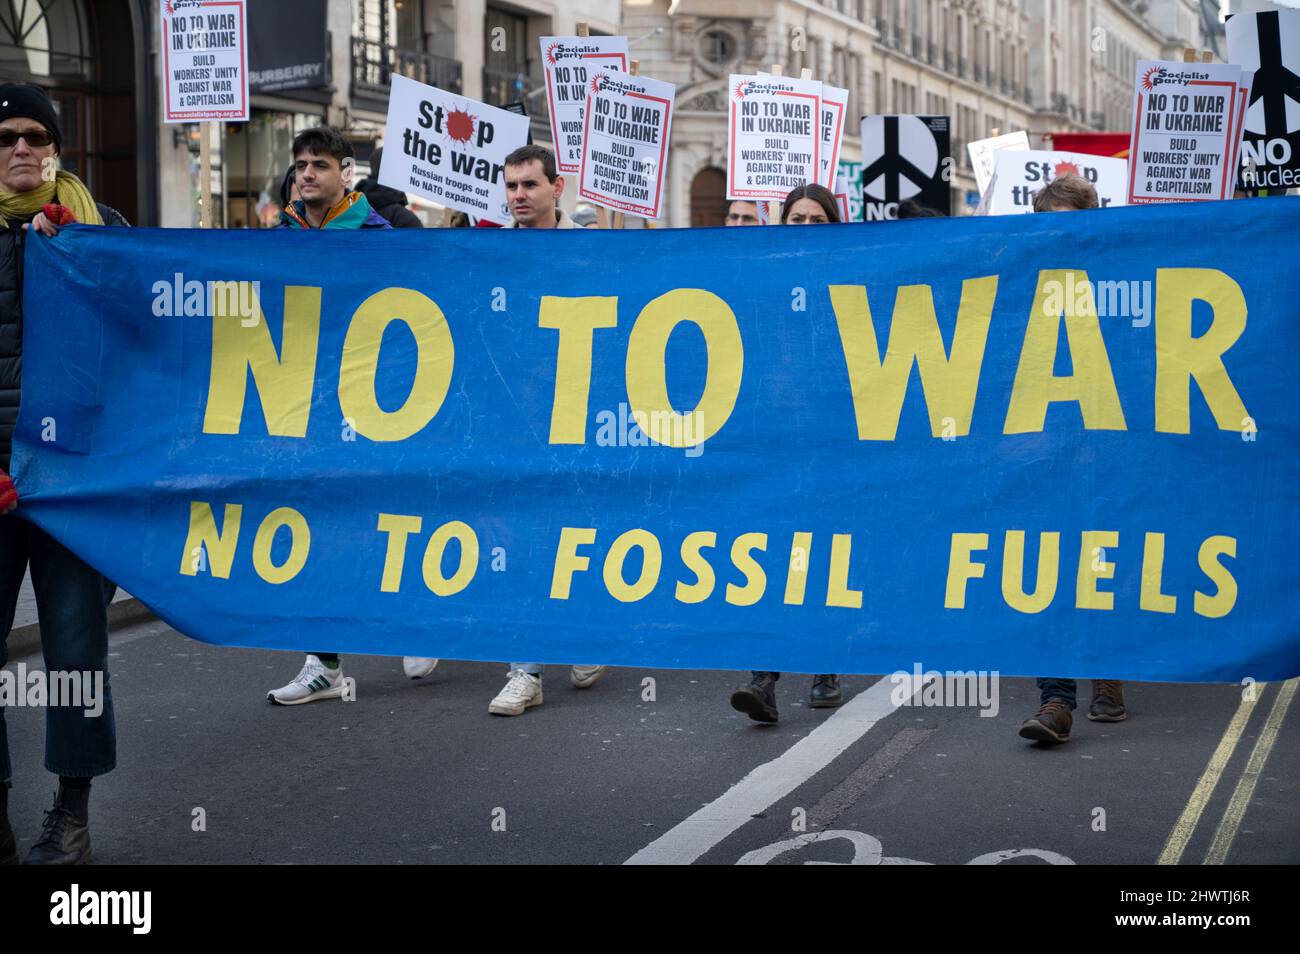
[826, 533, 863, 609]
[784, 531, 813, 605]
[540, 296, 618, 444]
[179, 501, 242, 578]
[377, 513, 423, 592]
[1076, 530, 1119, 610]
[1155, 269, 1250, 434]
[829, 278, 997, 440]
[1195, 535, 1238, 618]
[252, 507, 311, 584]
[725, 532, 768, 606]
[1004, 270, 1126, 434]
[1140, 532, 1177, 614]
[338, 288, 454, 441]
[603, 528, 662, 602]
[1001, 530, 1059, 614]
[676, 531, 718, 604]
[421, 520, 479, 596]
[203, 286, 321, 436]
[626, 289, 742, 447]
[551, 527, 597, 600]
[944, 533, 988, 608]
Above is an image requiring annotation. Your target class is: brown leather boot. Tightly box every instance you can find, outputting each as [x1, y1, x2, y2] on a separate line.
[1018, 698, 1072, 744]
[1088, 680, 1127, 722]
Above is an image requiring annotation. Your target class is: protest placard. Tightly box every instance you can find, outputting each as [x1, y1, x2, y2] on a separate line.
[968, 130, 1030, 195]
[159, 0, 249, 122]
[379, 74, 529, 226]
[833, 170, 851, 222]
[1227, 9, 1300, 192]
[860, 115, 951, 219]
[836, 160, 863, 222]
[817, 84, 848, 188]
[727, 73, 822, 201]
[540, 35, 629, 175]
[1127, 59, 1242, 203]
[985, 150, 1128, 214]
[578, 71, 674, 219]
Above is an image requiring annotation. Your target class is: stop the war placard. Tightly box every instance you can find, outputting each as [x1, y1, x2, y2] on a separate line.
[986, 150, 1128, 214]
[539, 35, 629, 175]
[578, 71, 674, 219]
[159, 0, 249, 122]
[727, 73, 822, 201]
[1127, 60, 1243, 204]
[379, 74, 529, 226]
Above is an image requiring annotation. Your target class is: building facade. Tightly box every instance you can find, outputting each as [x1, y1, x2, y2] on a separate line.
[630, 0, 1224, 225]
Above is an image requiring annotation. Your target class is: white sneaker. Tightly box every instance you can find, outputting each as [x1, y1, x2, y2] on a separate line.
[488, 670, 543, 716]
[402, 657, 439, 679]
[570, 665, 608, 689]
[267, 655, 346, 705]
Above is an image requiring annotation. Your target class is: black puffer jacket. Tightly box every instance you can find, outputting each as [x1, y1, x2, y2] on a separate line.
[358, 178, 423, 229]
[0, 201, 129, 472]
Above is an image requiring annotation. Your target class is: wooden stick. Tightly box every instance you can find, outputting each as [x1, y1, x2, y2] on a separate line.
[596, 207, 610, 229]
[198, 122, 212, 228]
[800, 67, 813, 81]
[577, 22, 589, 37]
[1183, 47, 1197, 63]
[1201, 50, 1213, 63]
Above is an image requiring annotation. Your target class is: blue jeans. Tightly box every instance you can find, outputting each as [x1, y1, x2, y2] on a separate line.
[0, 515, 117, 783]
[1037, 678, 1076, 709]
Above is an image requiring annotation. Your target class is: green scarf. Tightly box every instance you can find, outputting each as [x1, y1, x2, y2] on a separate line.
[0, 171, 103, 227]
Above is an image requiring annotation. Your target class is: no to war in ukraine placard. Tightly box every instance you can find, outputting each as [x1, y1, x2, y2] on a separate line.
[539, 35, 629, 175]
[11, 199, 1300, 682]
[579, 71, 675, 219]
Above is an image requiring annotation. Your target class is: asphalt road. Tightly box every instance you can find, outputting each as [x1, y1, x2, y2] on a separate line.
[4, 617, 1296, 864]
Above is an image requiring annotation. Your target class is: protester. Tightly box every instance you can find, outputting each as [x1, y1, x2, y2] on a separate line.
[724, 200, 762, 226]
[0, 83, 130, 864]
[267, 126, 439, 705]
[780, 184, 840, 224]
[896, 199, 944, 219]
[279, 165, 297, 211]
[1017, 173, 1126, 745]
[728, 183, 843, 725]
[489, 144, 606, 715]
[356, 146, 422, 229]
[571, 207, 599, 228]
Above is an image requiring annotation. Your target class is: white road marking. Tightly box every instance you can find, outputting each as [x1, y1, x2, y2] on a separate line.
[624, 676, 915, 865]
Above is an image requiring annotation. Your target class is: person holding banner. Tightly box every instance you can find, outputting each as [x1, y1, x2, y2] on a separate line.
[779, 184, 841, 225]
[501, 145, 580, 230]
[0, 83, 130, 864]
[357, 147, 422, 229]
[489, 143, 606, 715]
[1017, 173, 1127, 745]
[267, 127, 442, 705]
[724, 201, 763, 226]
[729, 182, 843, 724]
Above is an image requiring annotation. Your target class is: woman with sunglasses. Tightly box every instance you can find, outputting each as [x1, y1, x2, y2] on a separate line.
[0, 83, 129, 865]
[728, 183, 844, 724]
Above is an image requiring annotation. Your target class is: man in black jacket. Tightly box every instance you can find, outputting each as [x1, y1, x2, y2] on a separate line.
[0, 84, 128, 865]
[357, 147, 422, 228]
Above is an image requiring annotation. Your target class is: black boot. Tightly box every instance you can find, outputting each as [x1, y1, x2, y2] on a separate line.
[0, 784, 16, 865]
[24, 782, 92, 865]
[809, 674, 843, 708]
[730, 671, 779, 723]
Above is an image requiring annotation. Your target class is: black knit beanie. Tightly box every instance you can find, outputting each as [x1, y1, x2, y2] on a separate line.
[0, 84, 62, 153]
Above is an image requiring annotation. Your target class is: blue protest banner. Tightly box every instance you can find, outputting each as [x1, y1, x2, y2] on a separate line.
[11, 198, 1300, 680]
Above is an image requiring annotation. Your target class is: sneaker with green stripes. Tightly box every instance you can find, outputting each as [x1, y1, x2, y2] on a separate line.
[267, 654, 347, 705]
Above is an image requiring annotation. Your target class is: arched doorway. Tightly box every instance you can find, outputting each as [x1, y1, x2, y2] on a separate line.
[0, 0, 140, 221]
[690, 166, 728, 228]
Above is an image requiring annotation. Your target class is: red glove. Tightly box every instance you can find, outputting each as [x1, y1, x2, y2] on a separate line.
[0, 468, 16, 515]
[41, 204, 77, 227]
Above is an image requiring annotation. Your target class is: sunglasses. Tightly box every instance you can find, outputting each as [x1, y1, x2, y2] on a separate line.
[0, 129, 53, 148]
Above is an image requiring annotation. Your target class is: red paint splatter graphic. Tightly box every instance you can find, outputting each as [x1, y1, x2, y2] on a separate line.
[1053, 161, 1081, 179]
[446, 108, 476, 144]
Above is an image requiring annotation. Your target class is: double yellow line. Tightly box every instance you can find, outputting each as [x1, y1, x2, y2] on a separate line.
[1158, 677, 1298, 865]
